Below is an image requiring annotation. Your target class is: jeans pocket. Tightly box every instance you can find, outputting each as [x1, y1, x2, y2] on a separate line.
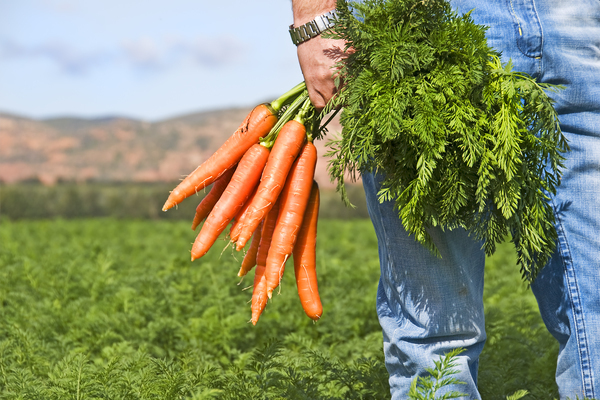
[507, 0, 543, 58]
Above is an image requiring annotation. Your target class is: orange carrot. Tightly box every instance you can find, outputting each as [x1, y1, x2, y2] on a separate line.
[162, 104, 277, 212]
[293, 181, 322, 320]
[229, 188, 257, 243]
[191, 144, 269, 261]
[163, 82, 306, 212]
[238, 222, 262, 277]
[191, 168, 236, 230]
[264, 142, 318, 297]
[251, 201, 280, 325]
[235, 119, 307, 251]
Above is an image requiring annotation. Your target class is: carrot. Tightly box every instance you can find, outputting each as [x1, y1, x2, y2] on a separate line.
[238, 222, 262, 277]
[229, 188, 257, 243]
[293, 181, 322, 320]
[191, 168, 236, 230]
[162, 104, 276, 212]
[191, 144, 270, 261]
[162, 82, 306, 212]
[264, 142, 318, 298]
[235, 119, 307, 251]
[251, 201, 280, 325]
[256, 202, 279, 271]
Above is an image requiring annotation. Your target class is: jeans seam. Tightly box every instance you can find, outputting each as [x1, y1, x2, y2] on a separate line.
[531, 0, 544, 77]
[507, 0, 544, 59]
[508, 0, 528, 58]
[552, 198, 595, 397]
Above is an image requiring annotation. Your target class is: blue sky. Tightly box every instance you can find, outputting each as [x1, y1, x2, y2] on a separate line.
[0, 0, 303, 121]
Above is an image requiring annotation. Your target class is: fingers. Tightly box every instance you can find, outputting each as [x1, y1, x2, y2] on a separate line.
[296, 36, 348, 111]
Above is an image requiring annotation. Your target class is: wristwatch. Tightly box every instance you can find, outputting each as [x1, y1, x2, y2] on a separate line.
[289, 9, 339, 46]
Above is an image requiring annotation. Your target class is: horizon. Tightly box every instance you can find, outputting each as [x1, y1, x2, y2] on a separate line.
[0, 101, 260, 123]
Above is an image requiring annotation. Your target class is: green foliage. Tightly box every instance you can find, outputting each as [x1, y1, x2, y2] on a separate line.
[408, 348, 467, 400]
[0, 219, 385, 399]
[0, 219, 563, 398]
[0, 182, 193, 220]
[326, 0, 568, 281]
[478, 244, 559, 399]
[0, 182, 369, 221]
[506, 390, 529, 400]
[407, 350, 535, 400]
[219, 337, 389, 400]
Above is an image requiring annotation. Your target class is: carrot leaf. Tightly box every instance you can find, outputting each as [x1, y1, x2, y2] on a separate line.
[325, 0, 568, 281]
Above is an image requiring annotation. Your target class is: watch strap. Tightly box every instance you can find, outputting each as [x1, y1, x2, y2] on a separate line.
[289, 9, 339, 46]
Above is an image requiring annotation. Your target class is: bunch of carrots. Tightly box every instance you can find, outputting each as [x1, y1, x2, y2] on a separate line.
[162, 82, 327, 325]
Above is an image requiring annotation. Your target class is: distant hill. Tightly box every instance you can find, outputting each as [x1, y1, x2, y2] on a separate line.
[0, 108, 343, 187]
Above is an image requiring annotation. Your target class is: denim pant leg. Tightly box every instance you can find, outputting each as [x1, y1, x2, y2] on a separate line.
[460, 0, 600, 397]
[364, 1, 525, 398]
[527, 1, 600, 398]
[367, 0, 600, 398]
[363, 173, 486, 400]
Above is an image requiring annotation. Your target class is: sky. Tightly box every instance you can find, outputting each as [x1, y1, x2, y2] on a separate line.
[0, 0, 303, 121]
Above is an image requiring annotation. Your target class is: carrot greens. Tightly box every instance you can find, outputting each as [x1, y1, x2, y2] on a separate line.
[325, 0, 568, 281]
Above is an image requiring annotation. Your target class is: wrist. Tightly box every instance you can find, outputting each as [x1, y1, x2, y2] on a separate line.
[289, 9, 339, 46]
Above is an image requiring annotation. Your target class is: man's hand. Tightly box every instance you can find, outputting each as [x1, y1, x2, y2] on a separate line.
[292, 0, 347, 111]
[296, 36, 346, 111]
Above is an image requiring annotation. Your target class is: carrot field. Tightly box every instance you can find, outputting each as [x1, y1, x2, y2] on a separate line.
[0, 218, 559, 399]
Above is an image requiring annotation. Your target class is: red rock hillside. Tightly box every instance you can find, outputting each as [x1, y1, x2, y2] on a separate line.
[0, 109, 349, 188]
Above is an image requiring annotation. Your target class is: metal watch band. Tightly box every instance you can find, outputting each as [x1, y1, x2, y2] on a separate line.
[289, 9, 339, 46]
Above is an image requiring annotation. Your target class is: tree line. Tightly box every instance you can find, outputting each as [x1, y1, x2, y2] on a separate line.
[0, 182, 369, 220]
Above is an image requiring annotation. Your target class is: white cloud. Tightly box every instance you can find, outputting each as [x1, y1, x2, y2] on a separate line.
[122, 35, 245, 70]
[122, 38, 164, 70]
[189, 36, 245, 67]
[0, 39, 111, 74]
[0, 35, 246, 75]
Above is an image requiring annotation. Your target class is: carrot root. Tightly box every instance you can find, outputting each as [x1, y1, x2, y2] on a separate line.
[263, 142, 318, 297]
[163, 104, 277, 211]
[235, 120, 307, 251]
[293, 181, 322, 321]
[191, 144, 269, 261]
[238, 223, 262, 277]
[191, 168, 236, 230]
[250, 201, 280, 324]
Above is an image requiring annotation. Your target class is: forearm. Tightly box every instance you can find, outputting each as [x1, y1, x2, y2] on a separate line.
[292, 0, 337, 25]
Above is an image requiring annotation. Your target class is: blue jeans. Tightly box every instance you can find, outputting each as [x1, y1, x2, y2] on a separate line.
[363, 0, 600, 398]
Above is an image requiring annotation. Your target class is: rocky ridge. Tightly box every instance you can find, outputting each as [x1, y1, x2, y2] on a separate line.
[0, 109, 344, 188]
